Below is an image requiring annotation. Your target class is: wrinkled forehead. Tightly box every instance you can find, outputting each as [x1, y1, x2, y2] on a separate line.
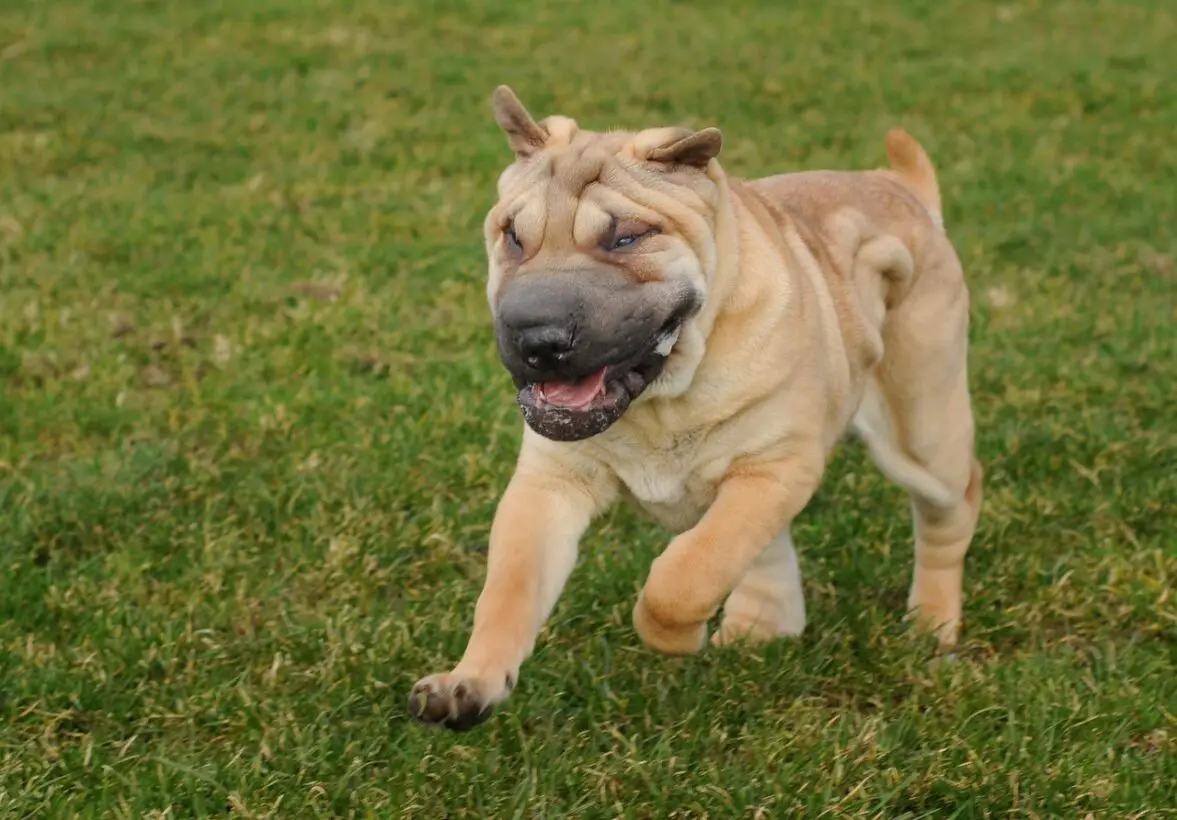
[495, 129, 654, 241]
[497, 128, 632, 195]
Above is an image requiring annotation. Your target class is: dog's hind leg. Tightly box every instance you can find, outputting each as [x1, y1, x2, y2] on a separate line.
[853, 252, 982, 648]
[712, 527, 806, 646]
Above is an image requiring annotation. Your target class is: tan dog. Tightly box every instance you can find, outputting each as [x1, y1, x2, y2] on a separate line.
[409, 87, 982, 730]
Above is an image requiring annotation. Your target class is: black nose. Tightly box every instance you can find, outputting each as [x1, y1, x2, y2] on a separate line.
[517, 324, 574, 371]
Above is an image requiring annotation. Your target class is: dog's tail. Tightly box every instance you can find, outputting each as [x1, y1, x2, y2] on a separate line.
[884, 129, 943, 229]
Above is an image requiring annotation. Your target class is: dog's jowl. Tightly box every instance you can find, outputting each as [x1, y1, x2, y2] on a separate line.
[409, 86, 983, 731]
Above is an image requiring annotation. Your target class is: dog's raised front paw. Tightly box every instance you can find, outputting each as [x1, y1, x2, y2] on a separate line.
[407, 670, 512, 731]
[632, 593, 708, 655]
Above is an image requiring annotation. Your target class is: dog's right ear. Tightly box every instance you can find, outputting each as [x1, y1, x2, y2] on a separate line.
[646, 128, 723, 168]
[492, 86, 549, 159]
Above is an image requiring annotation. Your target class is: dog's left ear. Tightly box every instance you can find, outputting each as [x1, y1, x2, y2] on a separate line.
[647, 127, 723, 168]
[492, 85, 549, 158]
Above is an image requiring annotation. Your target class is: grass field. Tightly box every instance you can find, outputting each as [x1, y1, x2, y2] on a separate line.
[2, 0, 1176, 816]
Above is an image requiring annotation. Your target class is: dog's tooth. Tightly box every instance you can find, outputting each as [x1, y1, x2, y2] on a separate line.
[654, 326, 680, 357]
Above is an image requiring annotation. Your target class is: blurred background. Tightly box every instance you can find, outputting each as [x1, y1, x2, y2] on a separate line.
[1, 0, 1174, 816]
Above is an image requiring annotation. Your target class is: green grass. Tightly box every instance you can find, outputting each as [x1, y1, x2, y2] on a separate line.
[1, 0, 1175, 816]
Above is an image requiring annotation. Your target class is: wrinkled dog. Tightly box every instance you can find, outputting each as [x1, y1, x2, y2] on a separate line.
[410, 87, 983, 730]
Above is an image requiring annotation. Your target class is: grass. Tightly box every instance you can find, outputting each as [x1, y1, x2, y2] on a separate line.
[1, 0, 1175, 816]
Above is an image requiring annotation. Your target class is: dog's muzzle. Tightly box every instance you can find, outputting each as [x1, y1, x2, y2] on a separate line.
[494, 270, 700, 441]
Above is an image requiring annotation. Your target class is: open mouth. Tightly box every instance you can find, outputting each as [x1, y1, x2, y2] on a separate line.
[516, 325, 681, 442]
[535, 366, 610, 410]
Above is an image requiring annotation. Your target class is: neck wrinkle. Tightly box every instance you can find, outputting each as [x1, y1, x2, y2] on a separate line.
[698, 169, 744, 338]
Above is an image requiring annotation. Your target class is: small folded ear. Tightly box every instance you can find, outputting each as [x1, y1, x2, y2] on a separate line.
[492, 85, 549, 158]
[647, 127, 723, 168]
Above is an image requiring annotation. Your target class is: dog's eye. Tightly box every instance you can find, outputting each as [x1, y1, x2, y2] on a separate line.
[607, 226, 657, 251]
[505, 224, 522, 252]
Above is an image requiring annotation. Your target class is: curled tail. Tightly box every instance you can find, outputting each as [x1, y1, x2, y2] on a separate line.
[884, 128, 943, 229]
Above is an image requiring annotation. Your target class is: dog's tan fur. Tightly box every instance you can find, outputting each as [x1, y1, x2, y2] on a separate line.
[410, 87, 982, 729]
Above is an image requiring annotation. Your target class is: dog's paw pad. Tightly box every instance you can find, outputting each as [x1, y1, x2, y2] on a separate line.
[408, 675, 496, 732]
[409, 672, 496, 729]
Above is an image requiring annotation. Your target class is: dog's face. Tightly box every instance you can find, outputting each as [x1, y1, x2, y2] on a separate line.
[484, 87, 725, 442]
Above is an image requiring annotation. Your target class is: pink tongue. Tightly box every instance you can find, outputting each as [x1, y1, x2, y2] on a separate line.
[537, 367, 607, 409]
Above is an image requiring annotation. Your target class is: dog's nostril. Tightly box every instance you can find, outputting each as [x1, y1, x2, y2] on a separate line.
[526, 351, 565, 368]
[517, 325, 574, 369]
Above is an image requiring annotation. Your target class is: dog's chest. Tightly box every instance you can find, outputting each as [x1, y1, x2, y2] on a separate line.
[596, 430, 724, 532]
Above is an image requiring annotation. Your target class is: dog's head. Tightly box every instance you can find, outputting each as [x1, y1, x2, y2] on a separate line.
[484, 86, 726, 442]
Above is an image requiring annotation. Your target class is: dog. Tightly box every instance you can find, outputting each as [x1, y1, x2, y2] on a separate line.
[409, 87, 983, 731]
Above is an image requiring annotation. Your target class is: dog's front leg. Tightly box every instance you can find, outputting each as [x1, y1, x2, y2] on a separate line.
[633, 448, 823, 655]
[409, 465, 611, 730]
